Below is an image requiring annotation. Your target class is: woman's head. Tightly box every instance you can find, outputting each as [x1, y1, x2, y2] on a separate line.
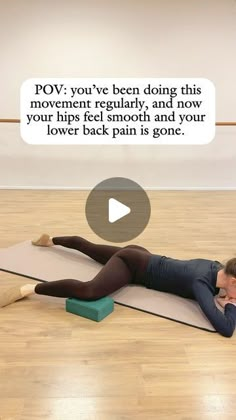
[223, 258, 236, 299]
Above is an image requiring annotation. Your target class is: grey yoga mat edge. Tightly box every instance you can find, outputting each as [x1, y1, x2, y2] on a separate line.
[0, 267, 216, 333]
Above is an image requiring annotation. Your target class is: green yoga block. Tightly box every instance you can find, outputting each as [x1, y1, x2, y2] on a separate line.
[65, 296, 114, 322]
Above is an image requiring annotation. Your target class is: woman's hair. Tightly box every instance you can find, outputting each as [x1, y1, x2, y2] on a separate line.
[224, 258, 236, 277]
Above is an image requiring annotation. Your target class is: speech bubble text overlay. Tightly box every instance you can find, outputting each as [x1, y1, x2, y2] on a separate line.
[20, 78, 215, 145]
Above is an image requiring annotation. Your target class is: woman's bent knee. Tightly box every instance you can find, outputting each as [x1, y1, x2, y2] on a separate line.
[72, 281, 100, 300]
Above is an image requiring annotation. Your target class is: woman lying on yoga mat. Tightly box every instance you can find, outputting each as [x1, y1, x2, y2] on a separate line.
[1, 234, 236, 337]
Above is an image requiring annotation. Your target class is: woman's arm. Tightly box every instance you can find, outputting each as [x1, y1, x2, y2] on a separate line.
[192, 279, 236, 337]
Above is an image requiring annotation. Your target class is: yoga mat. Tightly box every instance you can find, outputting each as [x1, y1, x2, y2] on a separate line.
[0, 241, 218, 332]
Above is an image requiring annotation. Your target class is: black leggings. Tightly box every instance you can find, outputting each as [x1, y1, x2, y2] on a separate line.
[35, 236, 152, 300]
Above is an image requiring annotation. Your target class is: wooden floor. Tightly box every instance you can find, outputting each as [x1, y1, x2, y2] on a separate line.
[0, 190, 236, 420]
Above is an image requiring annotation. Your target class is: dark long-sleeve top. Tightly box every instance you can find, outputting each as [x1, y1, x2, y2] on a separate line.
[147, 255, 236, 337]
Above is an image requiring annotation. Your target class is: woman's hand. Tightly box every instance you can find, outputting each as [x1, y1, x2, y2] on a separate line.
[216, 296, 236, 308]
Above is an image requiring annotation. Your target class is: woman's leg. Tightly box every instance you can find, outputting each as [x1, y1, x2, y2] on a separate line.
[52, 235, 123, 264]
[33, 233, 150, 265]
[0, 246, 151, 307]
[52, 236, 151, 264]
[34, 248, 151, 300]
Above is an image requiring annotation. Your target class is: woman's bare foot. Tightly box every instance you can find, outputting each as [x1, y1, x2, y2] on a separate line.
[31, 234, 53, 247]
[0, 286, 24, 308]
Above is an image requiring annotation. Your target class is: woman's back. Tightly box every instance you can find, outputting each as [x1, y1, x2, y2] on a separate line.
[146, 255, 223, 299]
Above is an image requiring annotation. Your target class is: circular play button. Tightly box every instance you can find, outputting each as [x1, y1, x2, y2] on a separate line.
[85, 177, 151, 243]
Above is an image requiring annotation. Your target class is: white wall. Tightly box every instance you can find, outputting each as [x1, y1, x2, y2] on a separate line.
[0, 0, 236, 188]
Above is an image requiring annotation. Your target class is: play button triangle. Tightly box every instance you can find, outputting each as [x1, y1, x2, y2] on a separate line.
[108, 198, 131, 223]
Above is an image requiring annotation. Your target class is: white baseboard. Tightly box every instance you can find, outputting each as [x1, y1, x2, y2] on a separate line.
[0, 186, 236, 191]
